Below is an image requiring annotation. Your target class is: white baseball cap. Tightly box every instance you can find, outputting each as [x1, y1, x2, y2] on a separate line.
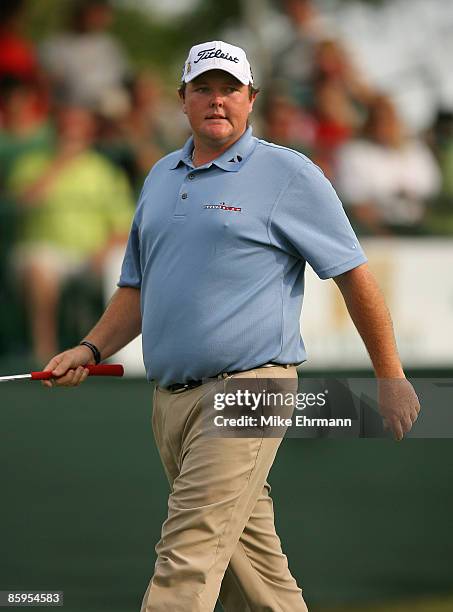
[181, 41, 254, 86]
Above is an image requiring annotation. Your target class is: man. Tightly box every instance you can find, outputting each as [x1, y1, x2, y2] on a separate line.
[8, 104, 134, 362]
[43, 41, 420, 611]
[335, 93, 441, 235]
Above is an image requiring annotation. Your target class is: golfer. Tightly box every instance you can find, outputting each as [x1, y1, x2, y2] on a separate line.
[43, 41, 420, 612]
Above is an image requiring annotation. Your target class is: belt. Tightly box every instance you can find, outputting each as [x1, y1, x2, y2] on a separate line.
[165, 363, 296, 393]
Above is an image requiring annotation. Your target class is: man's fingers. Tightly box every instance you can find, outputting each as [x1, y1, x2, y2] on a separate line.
[401, 416, 413, 434]
[410, 409, 419, 424]
[390, 419, 404, 441]
[79, 368, 90, 385]
[52, 355, 86, 379]
[52, 360, 74, 378]
[41, 361, 65, 388]
[383, 416, 413, 439]
[53, 366, 91, 387]
[41, 346, 95, 388]
[43, 355, 64, 374]
[73, 367, 83, 386]
[42, 369, 73, 388]
[70, 367, 81, 385]
[59, 369, 76, 386]
[378, 379, 421, 441]
[394, 428, 404, 442]
[384, 412, 416, 440]
[71, 366, 87, 386]
[49, 369, 76, 387]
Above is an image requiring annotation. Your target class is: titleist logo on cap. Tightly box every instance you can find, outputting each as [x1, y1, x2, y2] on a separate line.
[181, 40, 253, 85]
[194, 47, 240, 64]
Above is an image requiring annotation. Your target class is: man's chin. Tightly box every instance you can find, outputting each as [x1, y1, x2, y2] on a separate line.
[203, 126, 233, 143]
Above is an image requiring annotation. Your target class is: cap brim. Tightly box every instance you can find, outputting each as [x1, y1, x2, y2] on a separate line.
[184, 66, 250, 86]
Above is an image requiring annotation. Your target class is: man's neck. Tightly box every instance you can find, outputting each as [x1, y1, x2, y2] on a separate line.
[191, 130, 246, 167]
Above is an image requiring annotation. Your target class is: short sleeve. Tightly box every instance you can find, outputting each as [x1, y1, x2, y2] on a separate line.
[268, 160, 367, 279]
[117, 181, 148, 288]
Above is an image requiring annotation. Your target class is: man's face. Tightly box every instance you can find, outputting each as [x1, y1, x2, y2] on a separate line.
[180, 70, 256, 148]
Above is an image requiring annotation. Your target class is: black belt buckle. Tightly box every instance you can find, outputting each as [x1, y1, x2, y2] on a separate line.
[167, 380, 203, 392]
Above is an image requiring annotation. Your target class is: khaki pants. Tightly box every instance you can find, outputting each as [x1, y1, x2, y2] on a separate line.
[141, 366, 308, 612]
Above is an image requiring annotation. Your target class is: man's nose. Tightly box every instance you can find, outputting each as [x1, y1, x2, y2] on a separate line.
[209, 93, 224, 107]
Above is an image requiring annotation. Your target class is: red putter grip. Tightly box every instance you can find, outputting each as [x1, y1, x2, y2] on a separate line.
[31, 364, 124, 380]
[85, 364, 124, 377]
[31, 371, 53, 380]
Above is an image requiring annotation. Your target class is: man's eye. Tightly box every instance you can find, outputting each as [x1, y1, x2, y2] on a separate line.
[195, 87, 208, 93]
[226, 87, 238, 93]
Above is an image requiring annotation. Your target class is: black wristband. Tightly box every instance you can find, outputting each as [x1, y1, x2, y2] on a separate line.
[79, 341, 101, 365]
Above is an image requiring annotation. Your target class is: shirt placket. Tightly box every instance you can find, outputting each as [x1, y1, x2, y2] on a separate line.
[174, 168, 197, 218]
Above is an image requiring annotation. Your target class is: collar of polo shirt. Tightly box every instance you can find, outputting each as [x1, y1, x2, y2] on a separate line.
[170, 126, 256, 172]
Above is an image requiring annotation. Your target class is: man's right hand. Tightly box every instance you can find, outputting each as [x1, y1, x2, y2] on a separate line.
[42, 345, 96, 388]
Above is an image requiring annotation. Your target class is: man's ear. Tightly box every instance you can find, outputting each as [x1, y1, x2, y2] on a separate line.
[178, 89, 187, 114]
[248, 91, 258, 114]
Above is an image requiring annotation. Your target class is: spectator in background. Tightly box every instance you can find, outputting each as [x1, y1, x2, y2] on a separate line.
[122, 72, 169, 180]
[272, 3, 371, 101]
[304, 39, 372, 156]
[0, 77, 52, 293]
[0, 0, 38, 81]
[96, 71, 167, 193]
[6, 105, 134, 363]
[335, 94, 441, 235]
[39, 0, 131, 111]
[311, 39, 372, 109]
[262, 81, 358, 179]
[0, 76, 53, 187]
[263, 94, 316, 154]
[271, 0, 332, 104]
[308, 76, 358, 178]
[265, 40, 366, 178]
[270, 2, 373, 176]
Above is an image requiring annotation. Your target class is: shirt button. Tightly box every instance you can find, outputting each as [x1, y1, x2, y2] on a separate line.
[181, 193, 188, 199]
[188, 173, 195, 180]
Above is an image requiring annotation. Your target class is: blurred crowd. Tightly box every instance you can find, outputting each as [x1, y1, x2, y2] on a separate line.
[1, 0, 453, 363]
[0, 0, 183, 363]
[263, 0, 451, 236]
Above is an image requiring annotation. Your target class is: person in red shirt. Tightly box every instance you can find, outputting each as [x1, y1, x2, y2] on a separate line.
[0, 0, 38, 81]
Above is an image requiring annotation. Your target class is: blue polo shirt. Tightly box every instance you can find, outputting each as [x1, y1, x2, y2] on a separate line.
[118, 127, 367, 386]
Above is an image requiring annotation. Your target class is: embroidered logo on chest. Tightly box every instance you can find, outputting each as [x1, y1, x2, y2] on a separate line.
[204, 202, 242, 212]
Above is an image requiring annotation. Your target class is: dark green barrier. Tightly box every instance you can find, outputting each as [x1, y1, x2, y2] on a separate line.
[1, 379, 452, 611]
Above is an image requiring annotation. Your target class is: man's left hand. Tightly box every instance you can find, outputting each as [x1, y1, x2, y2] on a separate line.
[378, 378, 421, 441]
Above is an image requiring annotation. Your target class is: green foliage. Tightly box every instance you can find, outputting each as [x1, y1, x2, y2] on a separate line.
[111, 0, 243, 77]
[110, 9, 184, 75]
[183, 0, 242, 42]
[24, 0, 69, 39]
